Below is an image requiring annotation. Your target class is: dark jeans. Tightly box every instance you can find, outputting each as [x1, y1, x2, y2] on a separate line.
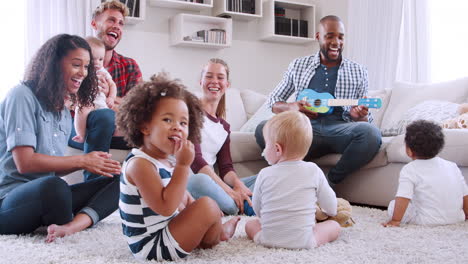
[255, 115, 382, 184]
[68, 108, 130, 180]
[0, 175, 120, 235]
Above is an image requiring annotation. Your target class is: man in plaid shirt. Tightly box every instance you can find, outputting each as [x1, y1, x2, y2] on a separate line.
[68, 0, 142, 181]
[255, 15, 381, 185]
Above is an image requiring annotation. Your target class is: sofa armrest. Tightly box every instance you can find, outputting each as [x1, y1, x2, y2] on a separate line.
[230, 132, 264, 163]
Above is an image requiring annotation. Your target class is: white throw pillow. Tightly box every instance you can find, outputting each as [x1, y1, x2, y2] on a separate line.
[239, 102, 274, 132]
[380, 77, 468, 131]
[381, 100, 460, 136]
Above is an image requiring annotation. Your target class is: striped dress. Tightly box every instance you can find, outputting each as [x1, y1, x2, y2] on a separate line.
[119, 148, 188, 261]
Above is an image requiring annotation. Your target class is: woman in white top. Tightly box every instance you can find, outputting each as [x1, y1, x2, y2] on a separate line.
[188, 58, 256, 215]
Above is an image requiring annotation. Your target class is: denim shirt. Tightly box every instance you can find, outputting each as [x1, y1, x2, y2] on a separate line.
[0, 84, 71, 199]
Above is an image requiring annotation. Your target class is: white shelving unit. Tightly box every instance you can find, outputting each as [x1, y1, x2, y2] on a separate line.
[125, 0, 146, 24]
[149, 0, 213, 11]
[212, 0, 262, 21]
[169, 13, 232, 49]
[259, 0, 315, 44]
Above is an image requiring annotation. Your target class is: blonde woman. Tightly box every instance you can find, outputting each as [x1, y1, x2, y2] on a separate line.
[188, 58, 256, 215]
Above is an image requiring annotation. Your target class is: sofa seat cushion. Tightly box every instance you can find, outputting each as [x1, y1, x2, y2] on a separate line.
[386, 129, 468, 166]
[230, 132, 264, 163]
[311, 136, 393, 169]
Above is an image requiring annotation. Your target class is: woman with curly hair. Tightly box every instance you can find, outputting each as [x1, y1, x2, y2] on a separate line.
[0, 34, 122, 242]
[116, 73, 239, 261]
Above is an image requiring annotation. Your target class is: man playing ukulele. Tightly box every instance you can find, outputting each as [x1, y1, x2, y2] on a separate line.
[255, 15, 382, 185]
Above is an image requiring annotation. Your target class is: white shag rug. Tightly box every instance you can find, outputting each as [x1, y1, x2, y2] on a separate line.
[1, 206, 467, 264]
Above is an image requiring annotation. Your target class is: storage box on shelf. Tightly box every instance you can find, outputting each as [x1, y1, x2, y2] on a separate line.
[149, 0, 213, 11]
[212, 0, 262, 21]
[259, 0, 315, 44]
[169, 13, 232, 48]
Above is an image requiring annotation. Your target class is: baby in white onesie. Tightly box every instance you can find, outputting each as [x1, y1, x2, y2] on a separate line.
[384, 120, 468, 227]
[73, 37, 118, 143]
[245, 111, 341, 249]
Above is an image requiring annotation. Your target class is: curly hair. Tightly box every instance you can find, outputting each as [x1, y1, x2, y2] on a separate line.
[117, 72, 204, 147]
[23, 34, 98, 112]
[405, 120, 445, 159]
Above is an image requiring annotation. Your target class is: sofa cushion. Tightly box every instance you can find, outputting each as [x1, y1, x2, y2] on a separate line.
[368, 89, 392, 129]
[229, 132, 263, 163]
[239, 89, 268, 119]
[239, 102, 274, 133]
[225, 88, 248, 131]
[311, 136, 393, 169]
[381, 100, 460, 136]
[380, 77, 468, 131]
[386, 129, 468, 166]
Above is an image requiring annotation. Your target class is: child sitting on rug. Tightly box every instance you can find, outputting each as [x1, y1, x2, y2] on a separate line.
[383, 120, 468, 227]
[116, 73, 240, 261]
[245, 111, 341, 249]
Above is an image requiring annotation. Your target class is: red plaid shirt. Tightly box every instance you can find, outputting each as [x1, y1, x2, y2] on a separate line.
[106, 50, 142, 97]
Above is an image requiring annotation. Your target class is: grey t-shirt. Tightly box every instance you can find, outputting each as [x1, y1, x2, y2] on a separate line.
[0, 84, 71, 199]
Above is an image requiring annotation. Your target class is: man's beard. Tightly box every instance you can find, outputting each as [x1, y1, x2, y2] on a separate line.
[321, 47, 342, 62]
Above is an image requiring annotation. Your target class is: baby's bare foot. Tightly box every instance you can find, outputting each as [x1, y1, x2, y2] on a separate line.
[220, 216, 240, 241]
[45, 224, 69, 243]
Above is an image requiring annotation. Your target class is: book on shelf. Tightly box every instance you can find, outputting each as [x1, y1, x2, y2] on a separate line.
[227, 0, 255, 14]
[274, 6, 285, 17]
[274, 17, 308, 38]
[299, 20, 308, 38]
[184, 29, 226, 44]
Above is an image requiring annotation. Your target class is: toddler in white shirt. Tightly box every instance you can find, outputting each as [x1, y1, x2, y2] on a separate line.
[383, 120, 468, 227]
[245, 111, 341, 249]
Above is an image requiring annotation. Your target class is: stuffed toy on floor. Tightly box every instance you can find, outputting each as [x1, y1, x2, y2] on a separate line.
[315, 198, 355, 227]
[442, 103, 468, 129]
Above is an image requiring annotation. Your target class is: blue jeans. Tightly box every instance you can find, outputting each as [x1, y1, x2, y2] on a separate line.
[187, 173, 257, 216]
[255, 115, 381, 184]
[0, 175, 120, 235]
[68, 108, 130, 181]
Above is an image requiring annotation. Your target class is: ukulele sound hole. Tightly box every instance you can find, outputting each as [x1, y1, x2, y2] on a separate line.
[314, 99, 321, 106]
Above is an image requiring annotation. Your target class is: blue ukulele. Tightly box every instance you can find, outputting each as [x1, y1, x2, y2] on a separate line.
[297, 90, 382, 114]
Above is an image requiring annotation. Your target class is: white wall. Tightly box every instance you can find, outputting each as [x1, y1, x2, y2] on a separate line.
[115, 0, 348, 95]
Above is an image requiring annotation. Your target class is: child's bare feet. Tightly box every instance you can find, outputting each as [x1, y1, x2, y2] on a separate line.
[220, 216, 240, 241]
[45, 224, 71, 243]
[72, 135, 84, 143]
